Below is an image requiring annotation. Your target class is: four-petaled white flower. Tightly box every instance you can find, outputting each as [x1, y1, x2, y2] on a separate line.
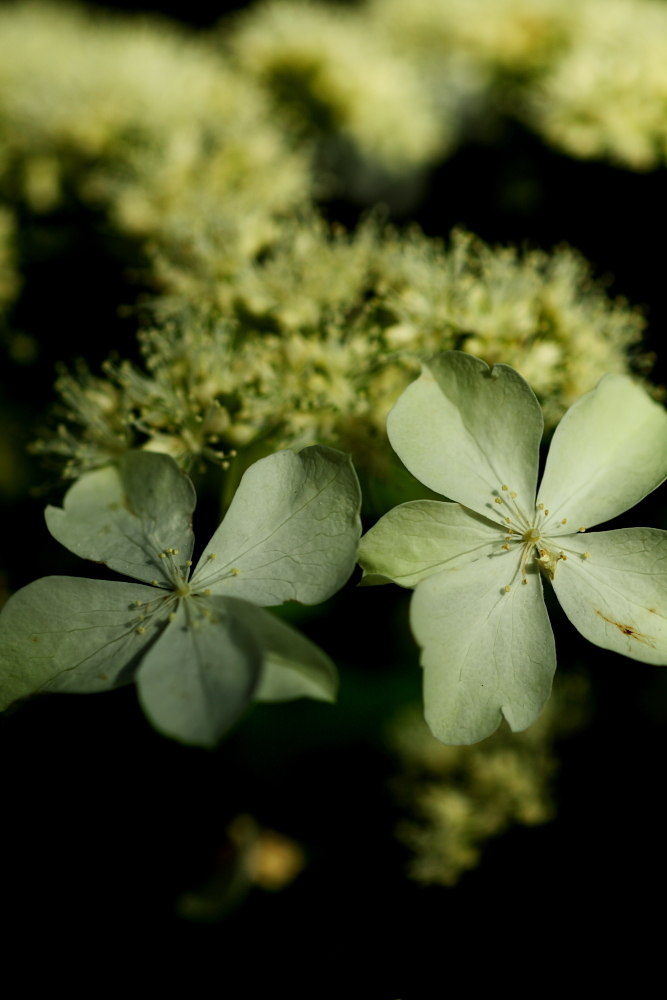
[0, 446, 361, 747]
[359, 351, 667, 744]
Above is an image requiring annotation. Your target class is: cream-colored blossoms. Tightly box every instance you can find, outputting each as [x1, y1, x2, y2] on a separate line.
[528, 0, 667, 170]
[389, 674, 588, 886]
[0, 1, 309, 284]
[369, 0, 572, 79]
[226, 0, 446, 179]
[34, 218, 646, 481]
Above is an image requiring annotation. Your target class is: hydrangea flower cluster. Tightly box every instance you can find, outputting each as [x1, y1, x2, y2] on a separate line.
[32, 223, 646, 481]
[226, 0, 446, 177]
[0, 446, 361, 746]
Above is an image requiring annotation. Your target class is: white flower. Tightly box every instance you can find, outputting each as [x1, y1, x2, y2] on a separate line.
[0, 447, 361, 747]
[359, 351, 667, 744]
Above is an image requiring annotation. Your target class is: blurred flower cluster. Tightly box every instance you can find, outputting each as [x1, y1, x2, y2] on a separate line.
[0, 0, 659, 485]
[32, 216, 647, 483]
[225, 0, 446, 191]
[389, 673, 589, 886]
[0, 0, 309, 322]
[223, 0, 667, 175]
[529, 0, 667, 169]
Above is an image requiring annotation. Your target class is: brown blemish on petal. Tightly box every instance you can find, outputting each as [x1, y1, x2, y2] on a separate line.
[648, 607, 658, 614]
[594, 609, 656, 648]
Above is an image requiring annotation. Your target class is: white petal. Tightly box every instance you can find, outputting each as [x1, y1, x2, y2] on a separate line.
[538, 374, 667, 529]
[0, 577, 166, 707]
[224, 599, 338, 703]
[45, 452, 195, 586]
[192, 446, 361, 606]
[136, 597, 262, 748]
[551, 528, 667, 664]
[358, 501, 506, 588]
[411, 550, 556, 744]
[387, 352, 543, 521]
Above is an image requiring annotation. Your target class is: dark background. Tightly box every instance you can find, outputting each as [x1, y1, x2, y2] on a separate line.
[1, 1, 665, 992]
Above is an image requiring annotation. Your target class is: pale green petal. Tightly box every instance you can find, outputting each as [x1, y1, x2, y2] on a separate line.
[224, 598, 338, 703]
[192, 446, 361, 607]
[410, 550, 556, 744]
[538, 375, 667, 529]
[551, 528, 667, 664]
[0, 577, 166, 708]
[136, 597, 262, 748]
[358, 501, 506, 588]
[387, 352, 543, 521]
[45, 451, 195, 586]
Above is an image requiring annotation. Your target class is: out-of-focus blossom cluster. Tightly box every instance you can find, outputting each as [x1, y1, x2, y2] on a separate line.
[528, 0, 667, 169]
[0, 1, 657, 489]
[34, 218, 647, 481]
[367, 0, 571, 86]
[371, 0, 667, 172]
[0, 0, 309, 296]
[226, 0, 667, 174]
[389, 674, 589, 886]
[225, 0, 447, 185]
[1, 0, 666, 300]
